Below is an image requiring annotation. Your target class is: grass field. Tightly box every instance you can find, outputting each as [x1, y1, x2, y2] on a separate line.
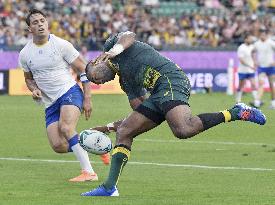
[0, 93, 274, 205]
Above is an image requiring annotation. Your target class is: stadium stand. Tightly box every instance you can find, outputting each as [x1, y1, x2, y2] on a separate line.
[0, 0, 274, 51]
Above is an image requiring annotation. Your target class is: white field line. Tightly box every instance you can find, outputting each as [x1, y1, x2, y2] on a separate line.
[0, 157, 273, 172]
[135, 139, 275, 146]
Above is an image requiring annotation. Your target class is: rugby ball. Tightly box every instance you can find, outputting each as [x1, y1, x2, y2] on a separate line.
[79, 129, 112, 155]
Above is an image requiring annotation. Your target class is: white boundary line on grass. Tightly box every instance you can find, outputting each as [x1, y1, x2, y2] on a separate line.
[135, 139, 275, 146]
[0, 157, 273, 172]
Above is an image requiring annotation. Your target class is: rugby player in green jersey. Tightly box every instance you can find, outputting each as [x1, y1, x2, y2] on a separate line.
[81, 31, 266, 196]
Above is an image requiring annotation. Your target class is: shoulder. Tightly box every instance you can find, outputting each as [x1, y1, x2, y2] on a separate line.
[238, 44, 244, 49]
[237, 44, 245, 51]
[267, 38, 275, 44]
[50, 34, 72, 47]
[19, 41, 32, 60]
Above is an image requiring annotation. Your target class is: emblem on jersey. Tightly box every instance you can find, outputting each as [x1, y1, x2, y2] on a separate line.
[143, 66, 161, 89]
[39, 50, 43, 54]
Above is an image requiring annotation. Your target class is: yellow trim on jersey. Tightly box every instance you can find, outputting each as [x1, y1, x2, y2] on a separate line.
[164, 74, 174, 100]
[112, 147, 131, 159]
[107, 60, 120, 75]
[222, 110, 231, 122]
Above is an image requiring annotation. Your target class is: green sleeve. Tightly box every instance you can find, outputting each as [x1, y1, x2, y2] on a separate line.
[103, 34, 119, 52]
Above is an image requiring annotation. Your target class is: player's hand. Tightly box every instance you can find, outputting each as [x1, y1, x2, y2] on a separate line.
[83, 97, 92, 120]
[91, 125, 110, 134]
[32, 89, 42, 100]
[104, 51, 117, 59]
[91, 123, 116, 134]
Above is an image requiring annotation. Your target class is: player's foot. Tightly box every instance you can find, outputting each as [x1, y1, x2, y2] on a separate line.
[249, 101, 264, 108]
[81, 185, 119, 196]
[100, 153, 110, 165]
[69, 170, 98, 182]
[234, 103, 266, 125]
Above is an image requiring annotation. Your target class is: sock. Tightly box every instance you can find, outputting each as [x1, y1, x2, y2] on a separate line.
[197, 112, 225, 131]
[236, 91, 242, 103]
[254, 100, 261, 107]
[103, 144, 131, 190]
[197, 107, 240, 131]
[271, 100, 275, 107]
[68, 134, 94, 174]
[252, 90, 257, 100]
[227, 107, 240, 121]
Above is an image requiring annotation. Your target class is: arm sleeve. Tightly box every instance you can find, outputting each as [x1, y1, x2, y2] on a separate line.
[270, 39, 275, 50]
[103, 34, 119, 52]
[18, 51, 30, 72]
[59, 39, 79, 64]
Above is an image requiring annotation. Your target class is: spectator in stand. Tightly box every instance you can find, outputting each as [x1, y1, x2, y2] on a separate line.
[1, 0, 274, 50]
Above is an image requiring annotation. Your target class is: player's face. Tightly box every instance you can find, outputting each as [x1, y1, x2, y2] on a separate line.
[259, 32, 267, 41]
[86, 62, 115, 85]
[28, 13, 49, 37]
[245, 36, 253, 45]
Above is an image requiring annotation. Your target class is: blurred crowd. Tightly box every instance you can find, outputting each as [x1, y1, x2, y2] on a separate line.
[0, 0, 274, 51]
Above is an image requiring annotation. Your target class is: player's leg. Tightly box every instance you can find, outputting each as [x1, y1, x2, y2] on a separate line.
[46, 122, 68, 153]
[45, 100, 69, 153]
[254, 72, 266, 107]
[59, 104, 97, 181]
[249, 75, 258, 101]
[81, 107, 160, 196]
[236, 74, 246, 103]
[267, 73, 275, 109]
[165, 103, 266, 140]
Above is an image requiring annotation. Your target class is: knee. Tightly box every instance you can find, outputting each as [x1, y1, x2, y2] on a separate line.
[51, 142, 68, 153]
[59, 123, 71, 137]
[116, 125, 134, 143]
[117, 126, 131, 138]
[172, 127, 193, 140]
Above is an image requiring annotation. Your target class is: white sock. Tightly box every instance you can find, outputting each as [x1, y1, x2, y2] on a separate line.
[271, 100, 275, 107]
[71, 143, 94, 174]
[252, 90, 257, 100]
[236, 91, 242, 103]
[254, 100, 261, 107]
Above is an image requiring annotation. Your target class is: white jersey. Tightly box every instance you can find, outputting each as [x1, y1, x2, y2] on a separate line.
[19, 34, 79, 108]
[237, 43, 255, 73]
[254, 38, 275, 67]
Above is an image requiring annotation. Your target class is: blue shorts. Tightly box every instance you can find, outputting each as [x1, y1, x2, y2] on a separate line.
[45, 84, 83, 128]
[238, 73, 255, 80]
[258, 67, 275, 76]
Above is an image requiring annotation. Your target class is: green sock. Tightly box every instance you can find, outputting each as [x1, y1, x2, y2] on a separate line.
[228, 107, 240, 121]
[103, 145, 130, 190]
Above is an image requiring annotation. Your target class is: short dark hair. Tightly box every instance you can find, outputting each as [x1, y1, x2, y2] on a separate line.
[25, 9, 46, 26]
[243, 32, 251, 40]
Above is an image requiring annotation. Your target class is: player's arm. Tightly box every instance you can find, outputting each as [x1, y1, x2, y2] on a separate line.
[71, 56, 92, 120]
[239, 57, 255, 69]
[101, 31, 136, 61]
[24, 71, 42, 100]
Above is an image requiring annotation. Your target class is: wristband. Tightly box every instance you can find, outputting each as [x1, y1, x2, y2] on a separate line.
[80, 73, 89, 83]
[107, 122, 115, 132]
[108, 44, 124, 56]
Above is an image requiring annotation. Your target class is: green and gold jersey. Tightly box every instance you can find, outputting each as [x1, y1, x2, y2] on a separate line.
[104, 33, 185, 100]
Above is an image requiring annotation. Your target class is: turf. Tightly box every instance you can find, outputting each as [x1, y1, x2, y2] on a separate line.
[0, 93, 274, 205]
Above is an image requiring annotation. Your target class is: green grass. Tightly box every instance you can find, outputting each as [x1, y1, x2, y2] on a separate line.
[0, 93, 275, 205]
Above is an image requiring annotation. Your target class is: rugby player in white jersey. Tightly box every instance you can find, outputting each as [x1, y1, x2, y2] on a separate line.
[253, 28, 275, 109]
[236, 33, 257, 103]
[19, 9, 109, 182]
